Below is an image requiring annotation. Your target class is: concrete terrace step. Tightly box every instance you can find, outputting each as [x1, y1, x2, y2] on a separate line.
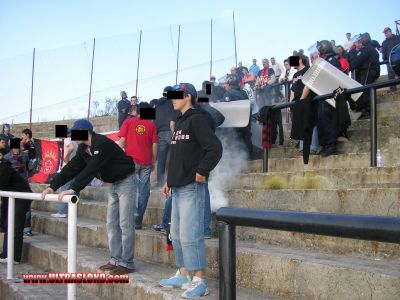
[0, 263, 102, 300]
[18, 233, 273, 300]
[236, 166, 400, 190]
[249, 151, 400, 172]
[27, 217, 400, 300]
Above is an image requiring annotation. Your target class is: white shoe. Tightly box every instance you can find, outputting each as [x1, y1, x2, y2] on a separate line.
[0, 258, 20, 265]
[51, 213, 68, 218]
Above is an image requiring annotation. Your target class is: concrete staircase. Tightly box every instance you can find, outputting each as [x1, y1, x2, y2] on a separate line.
[1, 89, 400, 299]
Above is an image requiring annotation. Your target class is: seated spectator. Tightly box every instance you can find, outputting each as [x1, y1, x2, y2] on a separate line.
[241, 67, 256, 87]
[249, 59, 260, 77]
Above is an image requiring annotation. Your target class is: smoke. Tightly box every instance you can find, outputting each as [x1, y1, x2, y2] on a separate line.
[208, 128, 249, 212]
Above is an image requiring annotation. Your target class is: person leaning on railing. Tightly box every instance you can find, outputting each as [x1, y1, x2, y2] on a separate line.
[0, 148, 32, 265]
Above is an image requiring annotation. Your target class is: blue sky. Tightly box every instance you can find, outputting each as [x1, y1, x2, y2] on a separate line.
[0, 0, 398, 124]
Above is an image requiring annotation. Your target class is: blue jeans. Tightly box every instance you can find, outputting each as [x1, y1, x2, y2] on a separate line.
[135, 162, 152, 225]
[57, 178, 77, 215]
[157, 131, 172, 187]
[162, 182, 211, 236]
[171, 182, 206, 272]
[299, 126, 319, 152]
[106, 173, 136, 269]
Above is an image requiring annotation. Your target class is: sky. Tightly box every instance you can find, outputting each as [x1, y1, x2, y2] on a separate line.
[0, 0, 399, 124]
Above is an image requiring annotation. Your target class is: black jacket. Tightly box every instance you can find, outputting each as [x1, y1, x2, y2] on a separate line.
[0, 159, 32, 193]
[193, 103, 225, 131]
[381, 35, 400, 60]
[167, 108, 222, 187]
[49, 132, 135, 193]
[349, 44, 380, 81]
[222, 88, 248, 102]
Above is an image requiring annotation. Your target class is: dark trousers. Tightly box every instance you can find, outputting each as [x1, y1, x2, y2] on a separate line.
[156, 131, 173, 187]
[356, 71, 378, 113]
[317, 101, 337, 146]
[387, 64, 398, 91]
[272, 110, 284, 145]
[1, 198, 32, 262]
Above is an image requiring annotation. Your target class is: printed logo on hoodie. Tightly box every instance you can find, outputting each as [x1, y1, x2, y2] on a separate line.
[171, 130, 190, 144]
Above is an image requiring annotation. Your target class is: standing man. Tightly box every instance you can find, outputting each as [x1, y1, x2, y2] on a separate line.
[0, 124, 14, 144]
[255, 59, 276, 107]
[153, 86, 175, 188]
[381, 27, 400, 91]
[117, 91, 131, 129]
[159, 83, 222, 298]
[344, 33, 353, 51]
[118, 102, 158, 229]
[20, 129, 36, 236]
[237, 61, 246, 80]
[130, 96, 138, 117]
[41, 119, 137, 275]
[249, 58, 260, 77]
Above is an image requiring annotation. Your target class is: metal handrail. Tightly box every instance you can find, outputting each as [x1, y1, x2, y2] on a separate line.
[216, 207, 400, 300]
[261, 77, 400, 172]
[0, 191, 79, 300]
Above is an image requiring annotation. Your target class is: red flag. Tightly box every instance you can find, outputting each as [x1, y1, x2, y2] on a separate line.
[30, 139, 63, 184]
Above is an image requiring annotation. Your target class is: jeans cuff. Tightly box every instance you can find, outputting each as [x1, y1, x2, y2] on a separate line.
[109, 257, 119, 265]
[118, 261, 135, 269]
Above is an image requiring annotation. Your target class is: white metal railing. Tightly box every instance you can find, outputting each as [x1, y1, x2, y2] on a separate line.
[0, 191, 79, 300]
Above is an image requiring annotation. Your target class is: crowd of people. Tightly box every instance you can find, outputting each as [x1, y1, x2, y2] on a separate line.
[0, 25, 398, 299]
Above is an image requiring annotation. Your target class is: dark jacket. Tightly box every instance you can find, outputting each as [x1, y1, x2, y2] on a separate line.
[49, 132, 135, 193]
[381, 35, 400, 60]
[167, 108, 222, 187]
[222, 88, 248, 102]
[154, 97, 175, 133]
[0, 159, 32, 193]
[349, 44, 380, 83]
[193, 103, 225, 131]
[117, 99, 131, 128]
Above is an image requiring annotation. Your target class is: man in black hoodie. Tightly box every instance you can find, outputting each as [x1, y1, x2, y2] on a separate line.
[41, 119, 137, 275]
[0, 148, 32, 264]
[159, 83, 222, 298]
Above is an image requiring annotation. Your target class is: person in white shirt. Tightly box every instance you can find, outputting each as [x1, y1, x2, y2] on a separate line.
[270, 57, 285, 77]
[279, 59, 297, 100]
[51, 130, 78, 218]
[344, 32, 353, 51]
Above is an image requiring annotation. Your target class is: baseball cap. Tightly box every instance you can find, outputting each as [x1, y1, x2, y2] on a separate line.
[383, 27, 391, 33]
[71, 119, 93, 131]
[172, 83, 198, 99]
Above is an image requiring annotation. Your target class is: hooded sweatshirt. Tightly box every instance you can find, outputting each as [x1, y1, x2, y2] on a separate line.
[167, 108, 222, 187]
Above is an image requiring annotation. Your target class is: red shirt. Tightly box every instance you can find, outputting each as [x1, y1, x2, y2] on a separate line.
[118, 117, 158, 165]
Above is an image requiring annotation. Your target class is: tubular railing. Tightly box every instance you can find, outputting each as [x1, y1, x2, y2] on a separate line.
[216, 207, 400, 300]
[261, 76, 400, 173]
[0, 191, 79, 300]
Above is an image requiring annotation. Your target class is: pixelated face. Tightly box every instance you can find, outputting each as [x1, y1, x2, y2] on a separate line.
[172, 94, 190, 111]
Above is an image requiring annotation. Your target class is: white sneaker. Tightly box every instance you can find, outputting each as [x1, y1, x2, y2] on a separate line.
[51, 213, 68, 218]
[0, 258, 20, 265]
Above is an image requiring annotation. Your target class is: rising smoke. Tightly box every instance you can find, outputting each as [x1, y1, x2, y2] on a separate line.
[208, 128, 249, 211]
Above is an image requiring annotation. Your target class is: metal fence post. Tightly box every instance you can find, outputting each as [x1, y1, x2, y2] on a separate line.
[370, 87, 377, 167]
[7, 197, 15, 279]
[218, 221, 236, 300]
[285, 81, 290, 123]
[67, 199, 78, 300]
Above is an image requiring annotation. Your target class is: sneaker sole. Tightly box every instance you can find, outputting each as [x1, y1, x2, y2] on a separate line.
[181, 288, 209, 298]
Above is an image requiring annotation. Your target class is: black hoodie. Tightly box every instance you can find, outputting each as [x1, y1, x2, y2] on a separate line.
[154, 97, 175, 133]
[167, 108, 222, 187]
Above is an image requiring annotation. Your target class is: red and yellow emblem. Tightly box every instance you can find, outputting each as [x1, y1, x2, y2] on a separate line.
[136, 124, 146, 135]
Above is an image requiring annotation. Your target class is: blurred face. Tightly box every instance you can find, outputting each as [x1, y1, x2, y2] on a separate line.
[230, 68, 237, 74]
[172, 94, 191, 111]
[21, 133, 29, 141]
[252, 59, 256, 64]
[3, 127, 10, 134]
[284, 61, 290, 70]
[238, 61, 242, 67]
[130, 97, 137, 105]
[210, 77, 216, 84]
[262, 60, 269, 68]
[271, 58, 275, 65]
[337, 46, 344, 54]
[355, 40, 363, 50]
[385, 30, 392, 38]
[243, 68, 248, 75]
[346, 33, 351, 40]
[0, 140, 6, 149]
